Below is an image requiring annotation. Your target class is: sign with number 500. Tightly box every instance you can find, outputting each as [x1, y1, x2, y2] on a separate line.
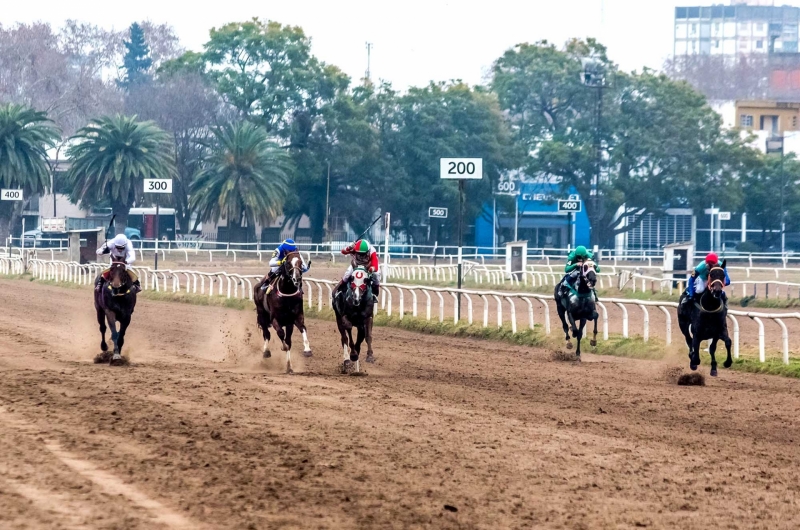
[1, 189, 23, 201]
[144, 179, 173, 193]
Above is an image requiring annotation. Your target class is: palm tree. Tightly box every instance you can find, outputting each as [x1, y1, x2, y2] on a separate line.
[0, 104, 61, 244]
[190, 121, 294, 242]
[66, 115, 175, 234]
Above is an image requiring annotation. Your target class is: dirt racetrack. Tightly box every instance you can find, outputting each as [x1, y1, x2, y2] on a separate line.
[1, 279, 800, 529]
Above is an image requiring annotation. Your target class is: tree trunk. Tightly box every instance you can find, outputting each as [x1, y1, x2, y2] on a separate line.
[112, 201, 130, 236]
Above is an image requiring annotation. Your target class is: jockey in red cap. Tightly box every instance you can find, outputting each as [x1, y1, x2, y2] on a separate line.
[684, 251, 730, 305]
[334, 239, 380, 299]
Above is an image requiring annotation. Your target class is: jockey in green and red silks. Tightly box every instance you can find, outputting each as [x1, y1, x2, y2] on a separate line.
[686, 252, 730, 302]
[335, 239, 381, 299]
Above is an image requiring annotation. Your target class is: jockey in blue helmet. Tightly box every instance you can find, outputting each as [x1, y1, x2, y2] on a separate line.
[259, 239, 309, 291]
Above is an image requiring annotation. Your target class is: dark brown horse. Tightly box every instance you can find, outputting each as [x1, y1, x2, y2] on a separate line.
[332, 265, 375, 374]
[94, 260, 137, 366]
[253, 251, 312, 374]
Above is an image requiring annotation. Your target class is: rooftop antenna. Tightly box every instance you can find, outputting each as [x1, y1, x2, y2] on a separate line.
[365, 42, 372, 83]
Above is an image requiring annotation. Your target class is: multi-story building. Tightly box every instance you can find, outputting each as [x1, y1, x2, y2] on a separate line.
[674, 1, 800, 58]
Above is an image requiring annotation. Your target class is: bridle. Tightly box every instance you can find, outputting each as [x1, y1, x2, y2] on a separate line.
[277, 253, 303, 298]
[707, 266, 725, 290]
[107, 260, 130, 296]
[346, 267, 370, 306]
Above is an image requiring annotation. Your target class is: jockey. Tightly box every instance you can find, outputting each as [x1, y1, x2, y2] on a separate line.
[685, 252, 730, 304]
[559, 245, 600, 299]
[259, 238, 308, 292]
[336, 239, 381, 299]
[94, 234, 140, 293]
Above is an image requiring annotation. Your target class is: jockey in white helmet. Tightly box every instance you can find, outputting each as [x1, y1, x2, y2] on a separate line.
[94, 233, 141, 293]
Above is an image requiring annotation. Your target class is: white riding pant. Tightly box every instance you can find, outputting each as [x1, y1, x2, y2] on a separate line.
[694, 276, 706, 294]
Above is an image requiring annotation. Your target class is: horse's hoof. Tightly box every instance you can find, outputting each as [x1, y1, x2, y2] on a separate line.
[366, 354, 375, 364]
[286, 367, 294, 375]
[576, 354, 581, 362]
[350, 353, 359, 362]
[302, 350, 313, 358]
[710, 368, 718, 377]
[263, 350, 271, 359]
[566, 341, 573, 350]
[100, 343, 108, 352]
[723, 360, 732, 369]
[590, 340, 597, 347]
[340, 361, 351, 374]
[94, 351, 111, 364]
[110, 353, 125, 367]
[690, 363, 698, 371]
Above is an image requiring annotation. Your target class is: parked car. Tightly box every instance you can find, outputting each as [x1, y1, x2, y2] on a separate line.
[22, 229, 67, 248]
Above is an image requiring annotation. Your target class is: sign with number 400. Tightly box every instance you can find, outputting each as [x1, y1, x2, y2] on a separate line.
[144, 179, 173, 193]
[1, 189, 23, 201]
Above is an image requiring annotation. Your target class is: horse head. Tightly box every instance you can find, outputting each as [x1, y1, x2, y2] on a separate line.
[282, 251, 304, 288]
[707, 264, 726, 300]
[346, 266, 371, 306]
[108, 260, 130, 296]
[579, 260, 597, 292]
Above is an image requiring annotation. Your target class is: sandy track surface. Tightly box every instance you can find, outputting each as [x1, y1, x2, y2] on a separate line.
[1, 279, 800, 529]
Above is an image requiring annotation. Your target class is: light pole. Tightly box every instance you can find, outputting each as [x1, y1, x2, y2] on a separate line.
[324, 161, 331, 244]
[766, 136, 786, 254]
[581, 57, 608, 249]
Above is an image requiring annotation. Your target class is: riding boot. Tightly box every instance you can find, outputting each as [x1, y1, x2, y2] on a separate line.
[260, 271, 276, 291]
[94, 275, 104, 293]
[132, 280, 142, 293]
[372, 283, 380, 301]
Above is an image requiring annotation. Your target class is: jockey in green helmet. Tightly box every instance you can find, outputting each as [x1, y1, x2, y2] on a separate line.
[559, 245, 600, 299]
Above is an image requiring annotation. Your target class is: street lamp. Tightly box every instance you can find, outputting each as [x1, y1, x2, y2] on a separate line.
[581, 56, 608, 249]
[766, 136, 786, 254]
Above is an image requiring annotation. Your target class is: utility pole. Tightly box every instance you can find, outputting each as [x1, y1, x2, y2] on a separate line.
[325, 161, 331, 244]
[365, 42, 372, 83]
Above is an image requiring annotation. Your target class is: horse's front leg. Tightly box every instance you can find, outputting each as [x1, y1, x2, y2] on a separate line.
[557, 304, 572, 349]
[365, 316, 375, 363]
[336, 315, 351, 370]
[353, 325, 366, 373]
[97, 307, 108, 353]
[110, 314, 131, 366]
[590, 312, 598, 348]
[690, 332, 702, 371]
[723, 332, 733, 369]
[567, 310, 579, 339]
[105, 310, 119, 355]
[575, 318, 586, 359]
[295, 312, 312, 358]
[283, 322, 294, 374]
[708, 337, 719, 377]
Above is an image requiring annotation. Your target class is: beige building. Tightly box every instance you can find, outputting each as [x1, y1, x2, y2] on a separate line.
[735, 100, 800, 135]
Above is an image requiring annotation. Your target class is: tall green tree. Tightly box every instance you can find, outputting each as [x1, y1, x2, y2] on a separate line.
[741, 152, 800, 248]
[491, 39, 754, 247]
[189, 121, 294, 241]
[118, 22, 153, 90]
[181, 18, 348, 136]
[65, 115, 175, 234]
[0, 103, 61, 242]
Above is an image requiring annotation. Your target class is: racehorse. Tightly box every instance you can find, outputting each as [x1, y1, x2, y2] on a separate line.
[677, 263, 732, 377]
[554, 260, 599, 359]
[253, 250, 312, 374]
[332, 265, 375, 374]
[94, 260, 137, 366]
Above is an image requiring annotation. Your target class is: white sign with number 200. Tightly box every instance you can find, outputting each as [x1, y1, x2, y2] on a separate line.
[144, 179, 173, 193]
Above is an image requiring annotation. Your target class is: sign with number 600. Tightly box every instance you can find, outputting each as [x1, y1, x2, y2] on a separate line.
[1, 189, 23, 201]
[144, 179, 173, 193]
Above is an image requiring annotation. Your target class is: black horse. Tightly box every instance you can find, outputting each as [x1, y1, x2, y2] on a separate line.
[253, 250, 312, 374]
[678, 263, 732, 377]
[332, 265, 375, 373]
[94, 260, 137, 366]
[554, 260, 599, 359]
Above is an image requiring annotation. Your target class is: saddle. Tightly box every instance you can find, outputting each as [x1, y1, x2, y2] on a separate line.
[102, 268, 138, 283]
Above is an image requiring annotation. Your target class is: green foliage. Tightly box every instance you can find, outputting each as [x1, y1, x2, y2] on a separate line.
[0, 103, 61, 241]
[198, 18, 348, 136]
[65, 115, 175, 233]
[189, 121, 294, 230]
[119, 22, 153, 90]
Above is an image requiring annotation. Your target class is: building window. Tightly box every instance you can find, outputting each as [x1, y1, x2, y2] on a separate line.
[714, 40, 720, 49]
[740, 114, 754, 127]
[756, 39, 764, 49]
[756, 23, 764, 32]
[715, 23, 721, 33]
[691, 23, 698, 34]
[740, 22, 749, 31]
[793, 116, 798, 128]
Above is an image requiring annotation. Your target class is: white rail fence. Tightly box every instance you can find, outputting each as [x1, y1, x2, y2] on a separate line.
[12, 258, 800, 366]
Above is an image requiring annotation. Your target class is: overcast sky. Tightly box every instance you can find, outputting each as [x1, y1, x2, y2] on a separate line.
[5, 0, 800, 91]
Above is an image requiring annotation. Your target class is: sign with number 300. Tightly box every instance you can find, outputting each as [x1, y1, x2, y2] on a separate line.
[144, 179, 173, 193]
